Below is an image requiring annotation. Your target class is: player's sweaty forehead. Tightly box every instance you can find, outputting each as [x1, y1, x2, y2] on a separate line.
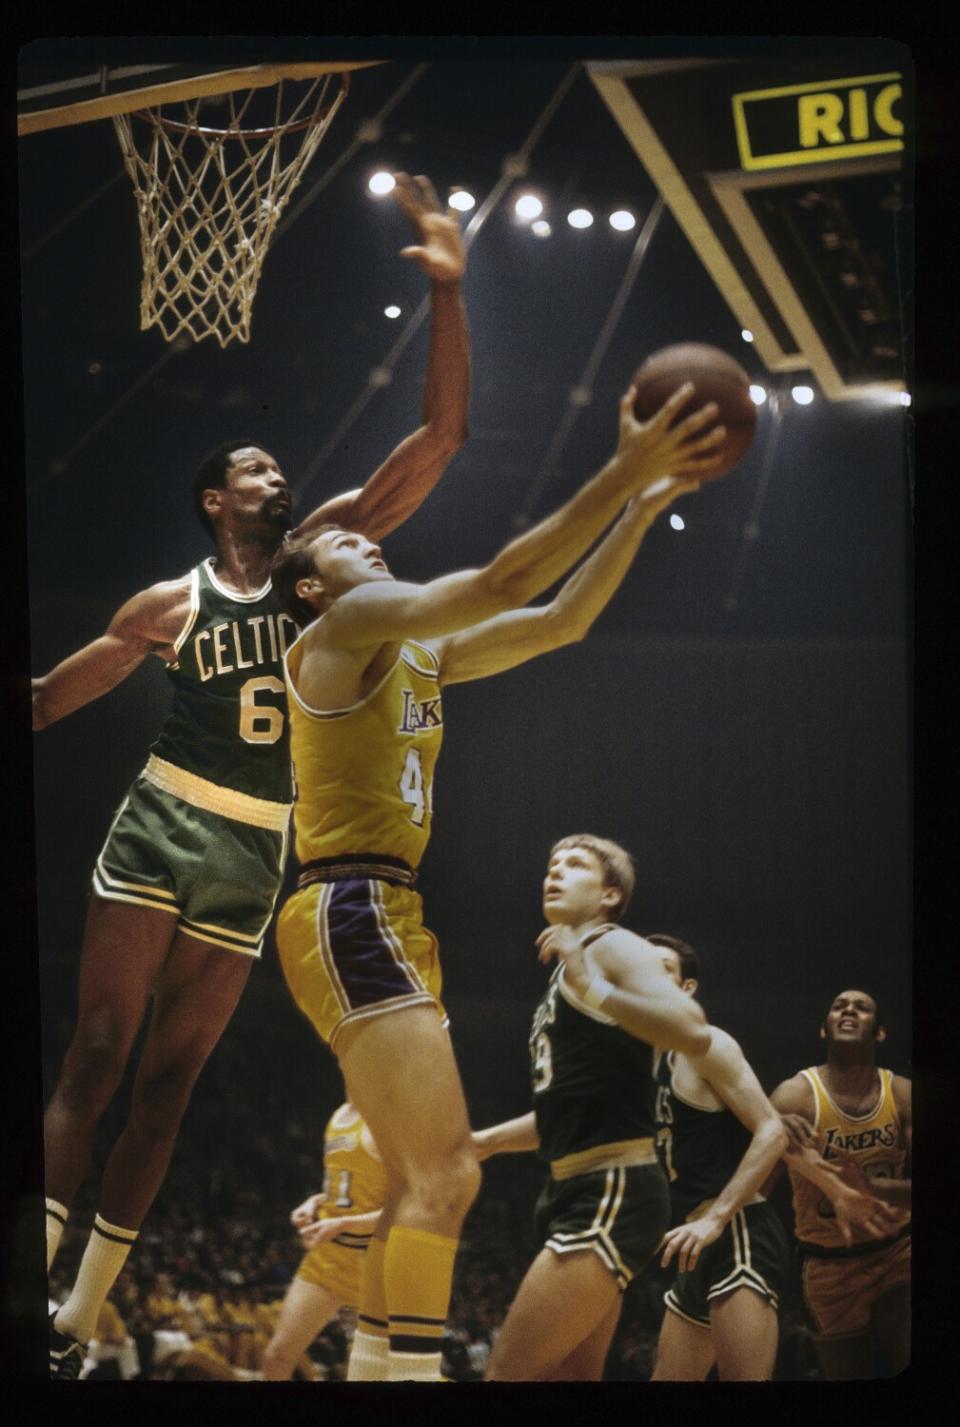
[830, 990, 876, 1014]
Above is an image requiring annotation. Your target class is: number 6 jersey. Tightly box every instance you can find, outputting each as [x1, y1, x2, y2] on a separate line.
[152, 558, 298, 804]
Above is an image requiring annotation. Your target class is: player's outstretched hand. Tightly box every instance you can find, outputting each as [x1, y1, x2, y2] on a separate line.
[659, 1211, 725, 1273]
[290, 1192, 326, 1229]
[780, 1112, 818, 1152]
[616, 380, 727, 492]
[298, 1215, 350, 1249]
[394, 173, 466, 283]
[831, 1181, 908, 1246]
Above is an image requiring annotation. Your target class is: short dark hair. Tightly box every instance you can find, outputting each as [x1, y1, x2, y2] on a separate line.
[549, 834, 635, 920]
[645, 932, 700, 983]
[270, 524, 345, 626]
[825, 988, 886, 1035]
[192, 439, 260, 538]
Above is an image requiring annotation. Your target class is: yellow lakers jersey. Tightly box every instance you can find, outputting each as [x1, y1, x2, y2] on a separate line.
[284, 637, 443, 870]
[318, 1102, 388, 1220]
[789, 1066, 908, 1248]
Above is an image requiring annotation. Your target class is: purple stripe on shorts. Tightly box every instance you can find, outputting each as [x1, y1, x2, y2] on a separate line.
[326, 879, 419, 1009]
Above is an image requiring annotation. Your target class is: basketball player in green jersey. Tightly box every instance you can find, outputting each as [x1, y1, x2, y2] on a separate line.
[764, 989, 911, 1379]
[474, 837, 719, 1381]
[35, 173, 471, 1380]
[646, 935, 790, 1380]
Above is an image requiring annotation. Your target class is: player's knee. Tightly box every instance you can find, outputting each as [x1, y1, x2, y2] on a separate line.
[411, 1145, 481, 1222]
[131, 1058, 204, 1136]
[59, 1031, 128, 1112]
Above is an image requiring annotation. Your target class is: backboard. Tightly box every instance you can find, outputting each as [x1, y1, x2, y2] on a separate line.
[588, 46, 911, 401]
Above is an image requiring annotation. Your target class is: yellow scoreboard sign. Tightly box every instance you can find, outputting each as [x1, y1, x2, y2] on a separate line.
[732, 73, 904, 170]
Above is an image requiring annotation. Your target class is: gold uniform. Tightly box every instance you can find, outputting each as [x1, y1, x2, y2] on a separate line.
[277, 637, 446, 1050]
[788, 1066, 910, 1338]
[296, 1104, 389, 1305]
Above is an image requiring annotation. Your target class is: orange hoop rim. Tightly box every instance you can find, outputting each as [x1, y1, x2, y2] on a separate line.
[130, 70, 349, 142]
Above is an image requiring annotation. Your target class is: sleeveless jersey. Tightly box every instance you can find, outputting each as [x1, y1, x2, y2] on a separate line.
[788, 1066, 908, 1249]
[530, 926, 658, 1165]
[318, 1102, 388, 1219]
[151, 558, 298, 802]
[284, 635, 443, 870]
[654, 1049, 752, 1223]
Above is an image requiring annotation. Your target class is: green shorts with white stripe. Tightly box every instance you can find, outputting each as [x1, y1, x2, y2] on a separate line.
[534, 1163, 670, 1292]
[664, 1200, 789, 1327]
[93, 772, 288, 957]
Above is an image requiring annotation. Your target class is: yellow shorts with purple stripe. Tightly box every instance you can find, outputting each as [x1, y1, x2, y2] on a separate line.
[276, 877, 444, 1053]
[295, 1229, 373, 1304]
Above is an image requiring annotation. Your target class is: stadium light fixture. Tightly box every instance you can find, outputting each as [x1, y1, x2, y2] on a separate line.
[515, 194, 544, 221]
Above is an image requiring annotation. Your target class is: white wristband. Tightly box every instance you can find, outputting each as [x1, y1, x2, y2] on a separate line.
[582, 974, 614, 1011]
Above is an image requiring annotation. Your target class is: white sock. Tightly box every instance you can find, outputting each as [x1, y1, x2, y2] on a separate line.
[54, 1214, 138, 1344]
[46, 1198, 69, 1273]
[346, 1328, 390, 1381]
[388, 1347, 444, 1383]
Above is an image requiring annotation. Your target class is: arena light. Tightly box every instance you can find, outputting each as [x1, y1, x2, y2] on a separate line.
[368, 171, 396, 196]
[741, 329, 754, 343]
[448, 189, 476, 212]
[749, 384, 768, 406]
[791, 385, 815, 405]
[514, 193, 544, 221]
[531, 220, 552, 238]
[567, 208, 594, 229]
[384, 305, 401, 319]
[609, 210, 636, 232]
[670, 513, 685, 531]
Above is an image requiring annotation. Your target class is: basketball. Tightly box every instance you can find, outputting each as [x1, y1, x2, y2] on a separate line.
[633, 343, 757, 479]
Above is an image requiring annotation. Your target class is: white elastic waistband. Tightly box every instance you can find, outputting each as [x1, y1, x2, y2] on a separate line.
[142, 754, 292, 831]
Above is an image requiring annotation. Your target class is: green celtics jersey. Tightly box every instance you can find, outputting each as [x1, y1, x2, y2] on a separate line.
[530, 927, 658, 1165]
[654, 1049, 751, 1223]
[150, 558, 298, 802]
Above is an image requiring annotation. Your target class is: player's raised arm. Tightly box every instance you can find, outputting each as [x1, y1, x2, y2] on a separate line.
[293, 384, 725, 657]
[298, 174, 469, 543]
[537, 922, 710, 1058]
[32, 579, 191, 731]
[435, 478, 696, 686]
[658, 1032, 788, 1272]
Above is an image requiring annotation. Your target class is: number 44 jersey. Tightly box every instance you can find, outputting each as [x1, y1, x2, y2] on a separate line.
[283, 635, 443, 871]
[152, 559, 298, 803]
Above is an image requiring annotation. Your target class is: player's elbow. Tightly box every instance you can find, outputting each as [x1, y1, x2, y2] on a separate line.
[32, 682, 50, 731]
[766, 1118, 790, 1159]
[424, 416, 469, 460]
[539, 605, 587, 651]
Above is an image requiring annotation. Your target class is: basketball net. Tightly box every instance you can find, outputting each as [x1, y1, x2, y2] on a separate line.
[112, 74, 349, 348]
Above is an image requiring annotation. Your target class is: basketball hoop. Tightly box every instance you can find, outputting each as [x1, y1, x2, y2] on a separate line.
[112, 70, 351, 347]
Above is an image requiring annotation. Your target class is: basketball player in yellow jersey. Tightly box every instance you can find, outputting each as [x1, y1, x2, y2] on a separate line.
[262, 1102, 387, 1380]
[765, 989, 911, 1378]
[270, 380, 729, 1382]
